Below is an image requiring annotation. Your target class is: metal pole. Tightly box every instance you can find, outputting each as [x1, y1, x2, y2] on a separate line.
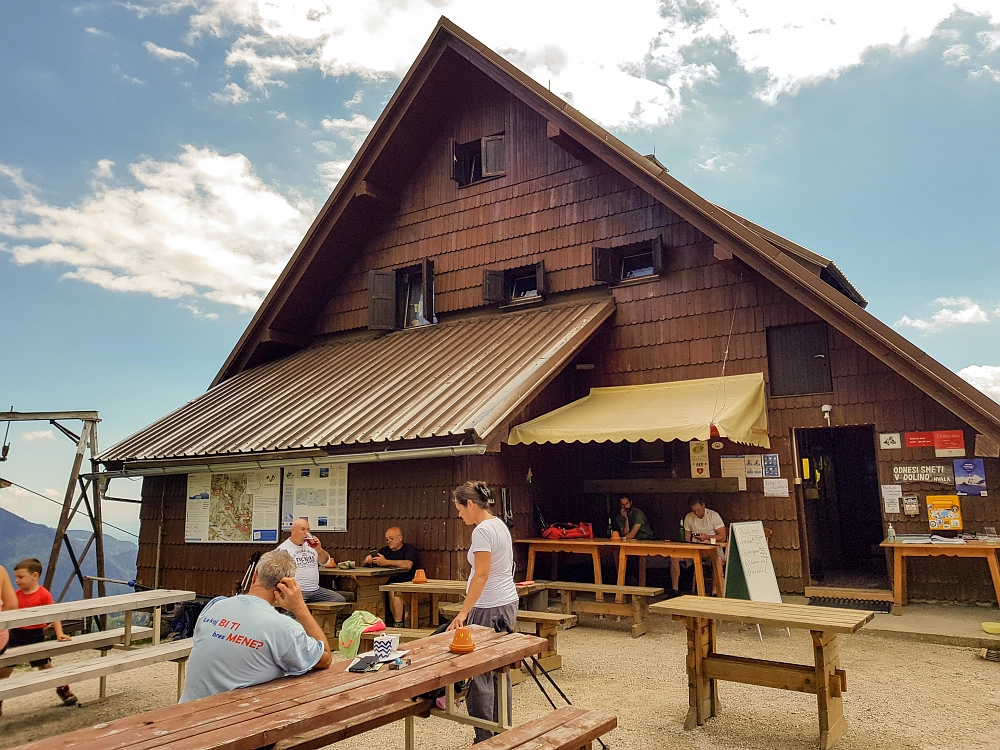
[44, 421, 92, 591]
[89, 421, 106, 598]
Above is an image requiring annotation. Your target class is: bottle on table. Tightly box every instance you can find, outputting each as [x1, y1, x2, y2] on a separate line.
[679, 519, 686, 542]
[887, 523, 896, 542]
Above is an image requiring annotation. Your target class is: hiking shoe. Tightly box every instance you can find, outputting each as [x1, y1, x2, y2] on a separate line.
[56, 686, 78, 706]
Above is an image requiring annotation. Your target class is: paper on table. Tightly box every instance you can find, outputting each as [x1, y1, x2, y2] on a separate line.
[356, 649, 411, 663]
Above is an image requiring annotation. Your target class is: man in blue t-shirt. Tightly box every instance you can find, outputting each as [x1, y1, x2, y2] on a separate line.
[179, 550, 332, 703]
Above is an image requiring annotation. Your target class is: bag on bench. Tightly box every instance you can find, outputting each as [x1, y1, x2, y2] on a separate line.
[542, 523, 593, 540]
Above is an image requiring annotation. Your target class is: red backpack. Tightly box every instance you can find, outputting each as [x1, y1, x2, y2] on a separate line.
[541, 522, 594, 540]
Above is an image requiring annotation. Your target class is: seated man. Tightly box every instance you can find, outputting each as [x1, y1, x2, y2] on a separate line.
[364, 527, 418, 627]
[670, 498, 727, 595]
[277, 518, 347, 603]
[179, 550, 332, 703]
[614, 496, 653, 585]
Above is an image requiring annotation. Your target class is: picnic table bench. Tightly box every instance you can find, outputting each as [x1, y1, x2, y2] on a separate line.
[0, 589, 195, 702]
[9, 626, 547, 750]
[475, 705, 617, 750]
[305, 601, 353, 639]
[380, 579, 549, 628]
[548, 581, 662, 638]
[651, 596, 874, 750]
[318, 566, 394, 620]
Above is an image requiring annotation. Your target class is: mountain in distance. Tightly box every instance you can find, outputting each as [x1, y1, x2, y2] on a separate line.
[0, 506, 138, 600]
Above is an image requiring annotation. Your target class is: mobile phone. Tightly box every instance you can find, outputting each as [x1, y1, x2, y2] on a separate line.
[370, 550, 380, 558]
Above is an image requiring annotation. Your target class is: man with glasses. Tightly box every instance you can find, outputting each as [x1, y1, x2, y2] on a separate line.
[364, 527, 418, 627]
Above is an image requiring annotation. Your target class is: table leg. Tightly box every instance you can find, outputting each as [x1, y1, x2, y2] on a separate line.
[683, 616, 715, 729]
[986, 550, 1000, 609]
[693, 555, 707, 597]
[153, 607, 161, 645]
[639, 557, 647, 588]
[176, 658, 187, 701]
[892, 548, 904, 616]
[431, 594, 440, 627]
[124, 610, 133, 647]
[615, 548, 628, 604]
[629, 596, 649, 638]
[404, 715, 415, 750]
[711, 553, 725, 596]
[591, 549, 604, 603]
[409, 594, 419, 629]
[526, 546, 536, 581]
[497, 666, 511, 730]
[812, 630, 846, 750]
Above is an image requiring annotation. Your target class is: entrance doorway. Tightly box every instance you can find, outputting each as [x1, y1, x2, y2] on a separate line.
[797, 426, 888, 589]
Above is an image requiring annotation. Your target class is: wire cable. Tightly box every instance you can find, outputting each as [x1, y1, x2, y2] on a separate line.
[1, 478, 138, 539]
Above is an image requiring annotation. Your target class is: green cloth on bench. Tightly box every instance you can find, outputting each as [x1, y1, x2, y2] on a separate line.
[338, 610, 383, 659]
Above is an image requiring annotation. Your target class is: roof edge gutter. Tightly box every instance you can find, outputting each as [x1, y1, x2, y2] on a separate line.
[94, 444, 487, 480]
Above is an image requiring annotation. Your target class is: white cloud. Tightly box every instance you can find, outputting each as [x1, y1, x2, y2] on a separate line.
[895, 297, 991, 332]
[978, 29, 1000, 54]
[122, 74, 146, 85]
[0, 146, 313, 312]
[131, 1, 1000, 127]
[85, 27, 113, 38]
[695, 146, 747, 172]
[943, 44, 972, 64]
[320, 113, 375, 149]
[958, 364, 1000, 404]
[317, 159, 352, 190]
[21, 430, 55, 442]
[143, 41, 199, 66]
[345, 90, 363, 108]
[971, 64, 1000, 81]
[180, 303, 220, 319]
[212, 81, 251, 104]
[94, 159, 115, 180]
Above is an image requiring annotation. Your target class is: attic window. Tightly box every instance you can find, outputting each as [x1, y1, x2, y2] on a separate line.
[593, 236, 665, 285]
[368, 258, 435, 331]
[453, 134, 505, 187]
[482, 261, 547, 306]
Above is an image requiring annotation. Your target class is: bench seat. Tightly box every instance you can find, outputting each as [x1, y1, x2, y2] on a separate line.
[0, 626, 155, 669]
[475, 706, 616, 750]
[545, 581, 663, 639]
[0, 640, 192, 703]
[274, 698, 434, 750]
[306, 601, 353, 638]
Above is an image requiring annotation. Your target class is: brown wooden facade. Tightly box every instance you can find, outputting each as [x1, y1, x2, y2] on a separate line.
[126, 19, 1000, 605]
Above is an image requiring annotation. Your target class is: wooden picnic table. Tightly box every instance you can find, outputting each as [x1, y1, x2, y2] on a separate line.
[319, 566, 395, 619]
[380, 579, 548, 628]
[10, 626, 547, 750]
[880, 539, 1000, 614]
[520, 537, 722, 603]
[651, 596, 873, 750]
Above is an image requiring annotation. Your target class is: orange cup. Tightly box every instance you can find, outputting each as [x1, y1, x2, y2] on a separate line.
[610, 530, 621, 540]
[449, 626, 476, 654]
[412, 569, 428, 584]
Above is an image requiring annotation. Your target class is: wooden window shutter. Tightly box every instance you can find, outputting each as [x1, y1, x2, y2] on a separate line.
[766, 322, 833, 396]
[421, 257, 435, 322]
[592, 246, 613, 283]
[482, 270, 505, 302]
[482, 135, 506, 176]
[651, 235, 666, 275]
[450, 138, 459, 183]
[534, 260, 547, 295]
[367, 270, 396, 331]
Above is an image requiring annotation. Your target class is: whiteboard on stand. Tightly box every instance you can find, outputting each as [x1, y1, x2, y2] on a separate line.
[724, 521, 781, 603]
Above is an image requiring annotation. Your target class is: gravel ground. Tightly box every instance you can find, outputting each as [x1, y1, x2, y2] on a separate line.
[2, 615, 999, 749]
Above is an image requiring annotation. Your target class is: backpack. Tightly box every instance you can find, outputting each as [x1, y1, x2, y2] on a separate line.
[541, 522, 594, 540]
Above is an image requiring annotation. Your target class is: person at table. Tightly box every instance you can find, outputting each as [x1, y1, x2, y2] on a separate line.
[179, 550, 332, 703]
[276, 518, 347, 603]
[0, 565, 16, 718]
[447, 480, 518, 744]
[614, 495, 653, 585]
[670, 498, 727, 595]
[364, 526, 418, 627]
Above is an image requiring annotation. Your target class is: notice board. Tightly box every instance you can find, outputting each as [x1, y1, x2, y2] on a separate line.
[281, 464, 348, 531]
[185, 470, 281, 544]
[724, 521, 781, 603]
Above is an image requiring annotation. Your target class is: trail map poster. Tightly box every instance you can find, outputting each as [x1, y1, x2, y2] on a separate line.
[185, 470, 281, 544]
[281, 464, 348, 532]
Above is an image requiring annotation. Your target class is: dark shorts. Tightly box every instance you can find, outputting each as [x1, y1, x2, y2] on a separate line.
[9, 627, 51, 667]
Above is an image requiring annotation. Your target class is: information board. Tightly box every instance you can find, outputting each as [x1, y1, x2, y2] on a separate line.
[724, 521, 782, 603]
[185, 470, 281, 544]
[281, 464, 348, 531]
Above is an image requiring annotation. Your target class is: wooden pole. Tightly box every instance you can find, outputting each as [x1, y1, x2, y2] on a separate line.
[90, 422, 106, 598]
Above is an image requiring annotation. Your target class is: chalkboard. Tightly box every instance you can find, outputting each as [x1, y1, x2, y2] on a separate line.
[724, 521, 781, 603]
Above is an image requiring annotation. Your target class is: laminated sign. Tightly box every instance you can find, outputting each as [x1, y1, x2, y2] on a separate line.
[690, 440, 710, 478]
[891, 463, 955, 484]
[926, 495, 962, 531]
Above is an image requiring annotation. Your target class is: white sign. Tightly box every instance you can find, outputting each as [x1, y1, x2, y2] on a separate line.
[903, 495, 920, 516]
[725, 521, 782, 603]
[185, 470, 281, 544]
[763, 478, 789, 497]
[881, 484, 902, 514]
[721, 455, 748, 491]
[744, 455, 764, 479]
[282, 464, 349, 531]
[690, 440, 710, 478]
[879, 433, 902, 450]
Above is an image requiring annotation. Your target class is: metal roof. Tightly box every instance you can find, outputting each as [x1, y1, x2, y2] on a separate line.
[99, 299, 614, 465]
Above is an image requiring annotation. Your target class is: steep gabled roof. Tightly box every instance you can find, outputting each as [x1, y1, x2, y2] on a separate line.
[214, 16, 1000, 441]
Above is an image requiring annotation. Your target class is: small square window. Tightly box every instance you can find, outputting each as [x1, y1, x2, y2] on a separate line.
[629, 440, 666, 464]
[593, 236, 665, 285]
[621, 251, 655, 280]
[367, 258, 435, 331]
[398, 270, 428, 328]
[482, 261, 546, 306]
[453, 134, 505, 187]
[510, 273, 539, 300]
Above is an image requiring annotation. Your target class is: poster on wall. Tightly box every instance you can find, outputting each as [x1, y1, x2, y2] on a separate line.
[762, 454, 781, 478]
[891, 463, 955, 484]
[880, 484, 902, 514]
[185, 470, 281, 544]
[720, 455, 748, 491]
[954, 458, 987, 496]
[744, 455, 764, 479]
[926, 495, 962, 531]
[281, 464, 348, 531]
[690, 440, 710, 478]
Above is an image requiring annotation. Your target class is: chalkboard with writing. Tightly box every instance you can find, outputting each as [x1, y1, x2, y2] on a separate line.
[724, 521, 781, 603]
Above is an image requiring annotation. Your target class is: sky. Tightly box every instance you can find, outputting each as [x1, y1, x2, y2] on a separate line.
[3, 0, 1000, 541]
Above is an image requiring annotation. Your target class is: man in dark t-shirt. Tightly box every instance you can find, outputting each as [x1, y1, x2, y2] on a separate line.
[364, 527, 418, 626]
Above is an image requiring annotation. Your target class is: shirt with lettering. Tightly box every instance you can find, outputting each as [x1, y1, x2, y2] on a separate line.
[276, 539, 324, 593]
[179, 594, 325, 703]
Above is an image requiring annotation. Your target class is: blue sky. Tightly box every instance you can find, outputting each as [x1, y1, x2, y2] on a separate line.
[3, 1, 1000, 539]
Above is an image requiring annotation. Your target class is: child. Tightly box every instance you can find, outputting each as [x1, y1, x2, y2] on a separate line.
[0, 558, 77, 709]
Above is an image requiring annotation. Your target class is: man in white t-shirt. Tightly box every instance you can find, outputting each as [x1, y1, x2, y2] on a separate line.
[275, 518, 346, 603]
[669, 499, 727, 596]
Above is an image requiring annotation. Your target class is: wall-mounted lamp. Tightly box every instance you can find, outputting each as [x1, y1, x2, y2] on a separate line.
[821, 404, 832, 427]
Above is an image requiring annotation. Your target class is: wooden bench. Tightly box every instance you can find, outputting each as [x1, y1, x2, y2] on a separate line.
[651, 596, 873, 750]
[546, 582, 663, 638]
[274, 698, 434, 750]
[0, 640, 192, 704]
[475, 706, 617, 750]
[306, 601, 353, 639]
[0, 626, 155, 669]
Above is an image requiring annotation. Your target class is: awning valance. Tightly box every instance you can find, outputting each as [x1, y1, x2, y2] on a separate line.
[507, 372, 770, 448]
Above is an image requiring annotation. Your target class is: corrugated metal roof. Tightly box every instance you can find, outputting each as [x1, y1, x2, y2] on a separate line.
[99, 299, 614, 464]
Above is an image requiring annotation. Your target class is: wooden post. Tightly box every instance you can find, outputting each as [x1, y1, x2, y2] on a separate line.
[89, 423, 106, 598]
[615, 547, 628, 603]
[591, 549, 604, 603]
[44, 421, 92, 592]
[892, 547, 905, 615]
[683, 616, 716, 729]
[153, 607, 161, 646]
[404, 714, 415, 750]
[176, 658, 187, 701]
[526, 545, 536, 580]
[986, 550, 1000, 608]
[123, 610, 133, 647]
[497, 666, 510, 730]
[693, 554, 707, 596]
[812, 630, 846, 750]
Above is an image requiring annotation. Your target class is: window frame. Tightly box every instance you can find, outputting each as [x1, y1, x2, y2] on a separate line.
[452, 133, 506, 188]
[482, 261, 546, 307]
[765, 322, 834, 397]
[592, 235, 666, 286]
[367, 258, 435, 331]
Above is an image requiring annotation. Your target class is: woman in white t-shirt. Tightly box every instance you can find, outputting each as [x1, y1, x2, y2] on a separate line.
[447, 480, 518, 743]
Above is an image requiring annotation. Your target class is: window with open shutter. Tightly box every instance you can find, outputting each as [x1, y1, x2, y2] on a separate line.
[421, 257, 435, 323]
[453, 134, 505, 187]
[482, 262, 547, 306]
[534, 260, 546, 296]
[483, 270, 505, 302]
[592, 247, 613, 284]
[482, 135, 505, 176]
[592, 235, 666, 285]
[766, 322, 833, 396]
[368, 270, 396, 331]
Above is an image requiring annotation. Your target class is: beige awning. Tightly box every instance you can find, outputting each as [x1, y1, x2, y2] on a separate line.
[507, 372, 770, 448]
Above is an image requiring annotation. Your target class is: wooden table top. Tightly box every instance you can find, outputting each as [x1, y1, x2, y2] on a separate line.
[0, 589, 195, 630]
[518, 537, 718, 550]
[380, 579, 548, 597]
[318, 566, 396, 577]
[11, 627, 546, 750]
[650, 596, 874, 634]
[880, 539, 1000, 550]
